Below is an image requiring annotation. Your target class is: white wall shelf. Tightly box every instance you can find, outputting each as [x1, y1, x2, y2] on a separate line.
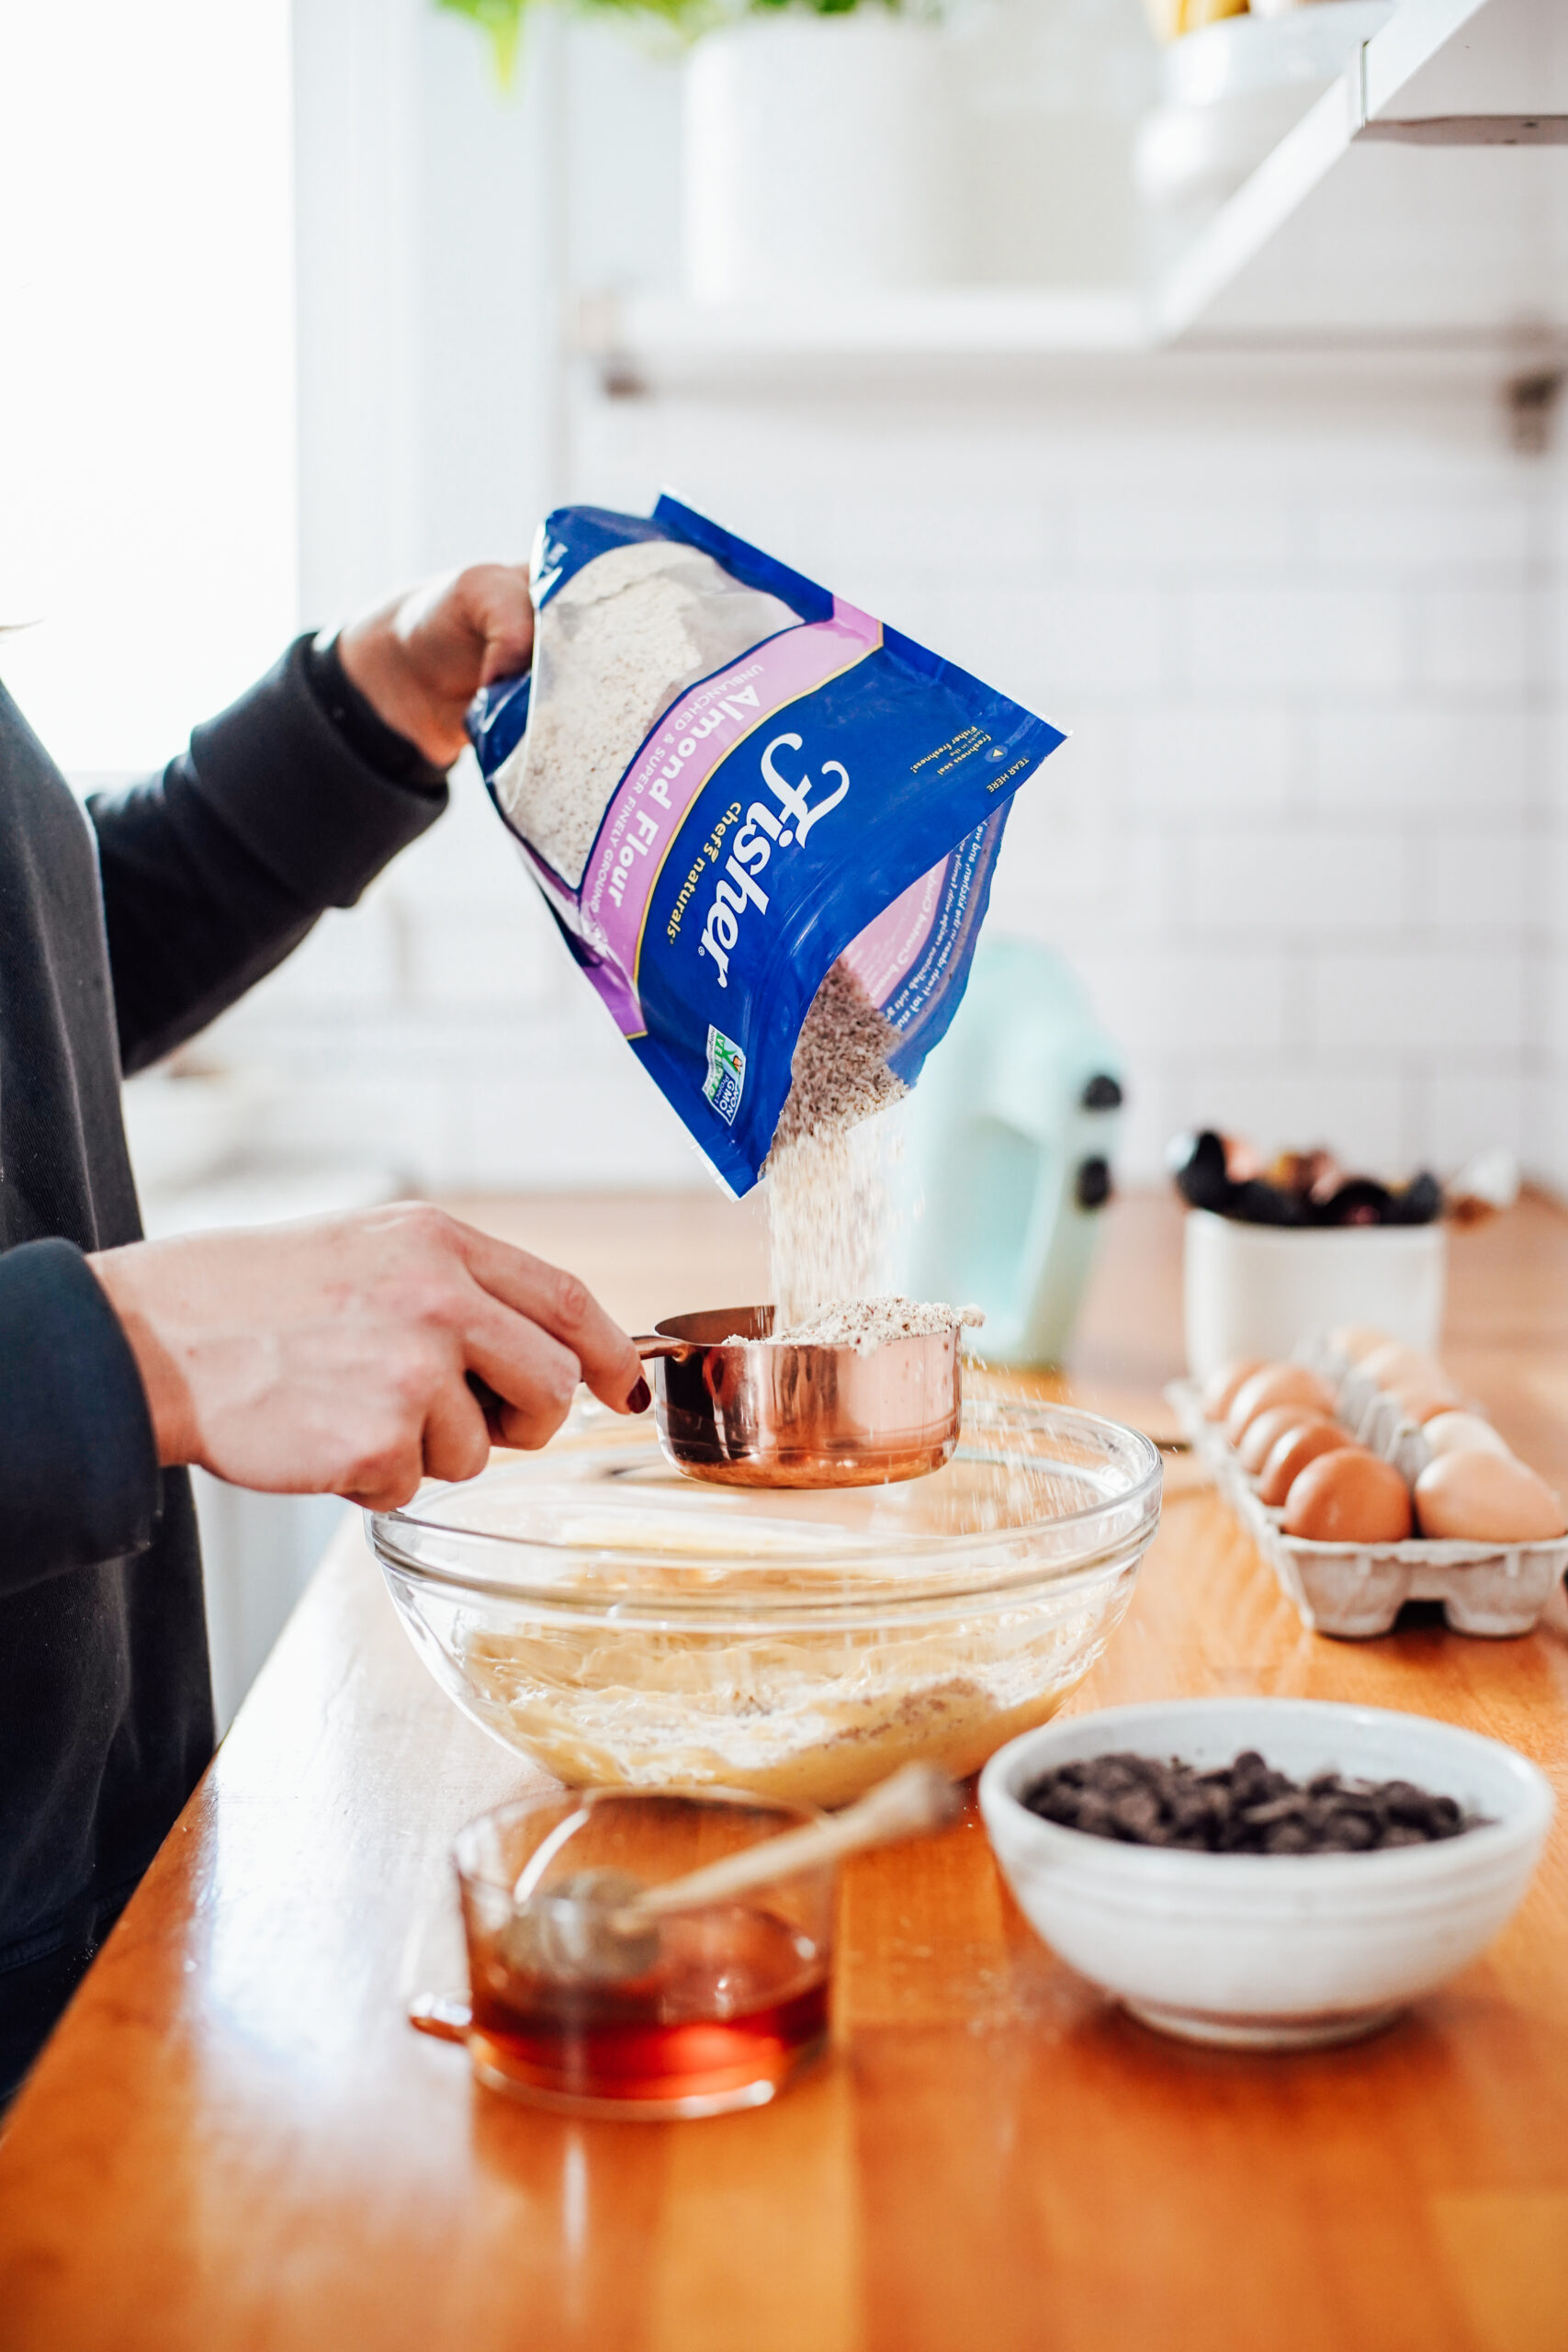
[1157, 0, 1565, 341]
[575, 0, 1566, 387]
[576, 286, 1148, 376]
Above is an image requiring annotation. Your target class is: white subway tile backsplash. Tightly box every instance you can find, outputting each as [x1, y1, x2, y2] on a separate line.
[383, 764, 531, 912]
[818, 493, 1059, 585]
[990, 829, 1171, 949]
[1309, 952, 1524, 1056]
[911, 584, 1170, 706]
[469, 1068, 705, 1191]
[1417, 827, 1529, 934]
[1185, 588, 1406, 693]
[232, 903, 400, 1012]
[1546, 951, 1568, 1068]
[1309, 500, 1537, 577]
[1082, 500, 1304, 576]
[248, 1071, 470, 1191]
[1129, 707, 1296, 814]
[1179, 829, 1405, 936]
[1076, 950, 1289, 1055]
[1425, 1068, 1529, 1170]
[1539, 822, 1568, 942]
[989, 730, 1135, 915]
[1308, 707, 1540, 814]
[403, 907, 567, 1012]
[1416, 588, 1540, 693]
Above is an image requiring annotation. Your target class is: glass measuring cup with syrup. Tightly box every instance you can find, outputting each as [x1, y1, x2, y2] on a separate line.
[448, 1789, 836, 2120]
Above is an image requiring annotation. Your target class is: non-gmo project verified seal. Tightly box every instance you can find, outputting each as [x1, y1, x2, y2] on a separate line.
[704, 1026, 745, 1125]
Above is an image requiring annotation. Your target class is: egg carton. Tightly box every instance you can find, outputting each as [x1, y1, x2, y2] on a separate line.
[1167, 1380, 1568, 1639]
[1290, 1334, 1442, 1479]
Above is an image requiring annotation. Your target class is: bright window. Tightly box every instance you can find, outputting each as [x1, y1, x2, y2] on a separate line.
[0, 0, 296, 777]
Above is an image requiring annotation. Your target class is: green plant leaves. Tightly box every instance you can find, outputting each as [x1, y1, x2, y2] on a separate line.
[435, 0, 525, 84]
[437, 0, 905, 85]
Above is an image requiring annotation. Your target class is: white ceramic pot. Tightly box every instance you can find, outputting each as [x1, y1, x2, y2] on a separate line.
[980, 1699, 1553, 2049]
[1182, 1207, 1447, 1385]
[683, 14, 962, 303]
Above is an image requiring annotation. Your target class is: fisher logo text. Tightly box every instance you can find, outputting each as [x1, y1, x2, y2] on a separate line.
[696, 732, 849, 990]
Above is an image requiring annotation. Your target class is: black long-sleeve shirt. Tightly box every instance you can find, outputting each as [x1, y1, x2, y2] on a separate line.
[0, 639, 447, 2098]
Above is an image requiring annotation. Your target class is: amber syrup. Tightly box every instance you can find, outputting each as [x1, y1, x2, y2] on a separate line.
[468, 1901, 829, 2112]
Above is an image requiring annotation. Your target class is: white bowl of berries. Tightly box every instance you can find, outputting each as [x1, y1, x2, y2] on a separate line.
[979, 1698, 1551, 2050]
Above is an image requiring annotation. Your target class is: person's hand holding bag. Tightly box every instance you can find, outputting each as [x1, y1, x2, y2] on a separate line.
[90, 1205, 649, 1510]
[335, 562, 536, 766]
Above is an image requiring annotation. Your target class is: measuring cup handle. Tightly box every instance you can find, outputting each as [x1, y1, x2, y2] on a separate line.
[633, 1334, 692, 1362]
[408, 1993, 471, 2044]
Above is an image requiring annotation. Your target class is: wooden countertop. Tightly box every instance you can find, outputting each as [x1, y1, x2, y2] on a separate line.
[3, 1193, 1568, 2351]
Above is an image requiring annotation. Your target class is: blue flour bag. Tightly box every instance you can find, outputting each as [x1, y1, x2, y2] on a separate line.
[470, 494, 1066, 1196]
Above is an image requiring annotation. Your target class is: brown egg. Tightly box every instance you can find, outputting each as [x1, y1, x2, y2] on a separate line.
[1423, 1411, 1511, 1462]
[1329, 1325, 1392, 1365]
[1238, 1406, 1323, 1476]
[1385, 1378, 1461, 1425]
[1414, 1452, 1568, 1543]
[1258, 1419, 1355, 1507]
[1359, 1341, 1447, 1393]
[1201, 1357, 1266, 1422]
[1225, 1364, 1337, 1447]
[1283, 1449, 1414, 1544]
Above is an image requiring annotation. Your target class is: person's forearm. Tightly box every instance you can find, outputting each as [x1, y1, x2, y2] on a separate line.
[0, 1241, 161, 1596]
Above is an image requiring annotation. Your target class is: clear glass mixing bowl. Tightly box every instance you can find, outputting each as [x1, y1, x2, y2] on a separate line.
[369, 1393, 1162, 1809]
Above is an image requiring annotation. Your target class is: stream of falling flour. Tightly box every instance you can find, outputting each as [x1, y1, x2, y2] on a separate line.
[762, 962, 908, 1327]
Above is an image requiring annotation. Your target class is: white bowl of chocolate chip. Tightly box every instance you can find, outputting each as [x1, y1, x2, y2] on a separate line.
[979, 1698, 1552, 2050]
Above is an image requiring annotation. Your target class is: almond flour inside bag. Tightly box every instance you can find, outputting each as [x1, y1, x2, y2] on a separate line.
[494, 537, 800, 890]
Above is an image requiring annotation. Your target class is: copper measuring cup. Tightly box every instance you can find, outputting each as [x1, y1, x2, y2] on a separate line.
[631, 1305, 964, 1489]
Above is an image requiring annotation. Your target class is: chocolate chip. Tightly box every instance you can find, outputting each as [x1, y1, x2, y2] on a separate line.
[1111, 1787, 1164, 1841]
[1021, 1750, 1483, 1855]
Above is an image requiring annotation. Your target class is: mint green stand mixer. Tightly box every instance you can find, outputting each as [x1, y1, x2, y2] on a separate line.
[893, 938, 1124, 1369]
